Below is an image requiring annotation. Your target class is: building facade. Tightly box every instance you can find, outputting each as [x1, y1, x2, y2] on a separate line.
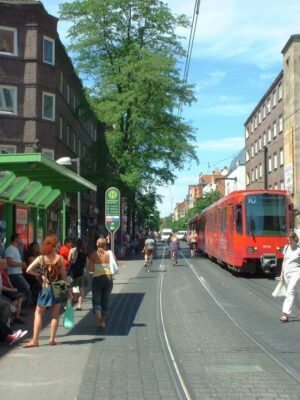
[244, 72, 284, 191]
[0, 0, 102, 243]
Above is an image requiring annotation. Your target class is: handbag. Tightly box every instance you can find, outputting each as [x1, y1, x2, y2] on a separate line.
[272, 279, 287, 297]
[109, 250, 119, 274]
[51, 280, 69, 302]
[42, 255, 69, 302]
[63, 299, 74, 329]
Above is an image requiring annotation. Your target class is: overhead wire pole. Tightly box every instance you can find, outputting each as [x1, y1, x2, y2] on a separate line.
[178, 0, 202, 116]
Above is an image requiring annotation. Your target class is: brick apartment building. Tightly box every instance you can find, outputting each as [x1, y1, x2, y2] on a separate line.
[0, 0, 103, 239]
[244, 34, 300, 220]
[244, 72, 284, 191]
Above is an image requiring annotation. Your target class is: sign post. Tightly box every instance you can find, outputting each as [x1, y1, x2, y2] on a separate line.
[105, 187, 120, 254]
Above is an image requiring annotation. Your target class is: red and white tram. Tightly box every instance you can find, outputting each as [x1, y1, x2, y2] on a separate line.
[188, 190, 293, 274]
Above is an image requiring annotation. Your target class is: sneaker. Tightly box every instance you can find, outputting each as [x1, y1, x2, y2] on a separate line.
[7, 330, 28, 346]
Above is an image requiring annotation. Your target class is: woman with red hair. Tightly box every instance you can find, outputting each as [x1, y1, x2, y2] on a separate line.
[22, 233, 68, 348]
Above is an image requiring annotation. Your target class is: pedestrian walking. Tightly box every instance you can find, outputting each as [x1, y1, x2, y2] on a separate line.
[279, 231, 300, 322]
[88, 238, 114, 330]
[58, 237, 73, 271]
[68, 238, 88, 311]
[22, 233, 69, 347]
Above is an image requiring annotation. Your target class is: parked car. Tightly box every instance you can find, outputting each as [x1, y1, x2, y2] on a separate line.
[176, 230, 187, 241]
[161, 229, 173, 242]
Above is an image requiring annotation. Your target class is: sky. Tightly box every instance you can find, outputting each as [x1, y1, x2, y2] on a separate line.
[41, 0, 300, 217]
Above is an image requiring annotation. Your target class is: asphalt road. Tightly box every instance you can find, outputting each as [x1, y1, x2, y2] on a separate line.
[1, 242, 300, 400]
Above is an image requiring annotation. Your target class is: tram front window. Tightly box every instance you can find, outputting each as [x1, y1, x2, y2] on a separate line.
[245, 194, 286, 236]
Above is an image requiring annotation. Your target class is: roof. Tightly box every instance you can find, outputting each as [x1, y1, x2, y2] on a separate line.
[0, 153, 97, 209]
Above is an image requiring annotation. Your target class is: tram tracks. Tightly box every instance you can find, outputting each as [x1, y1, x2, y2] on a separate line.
[180, 251, 300, 386]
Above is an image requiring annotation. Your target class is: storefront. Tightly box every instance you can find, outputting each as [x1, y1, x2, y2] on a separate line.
[0, 153, 96, 252]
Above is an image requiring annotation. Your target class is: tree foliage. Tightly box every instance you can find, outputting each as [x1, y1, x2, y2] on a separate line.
[59, 0, 198, 210]
[161, 190, 222, 231]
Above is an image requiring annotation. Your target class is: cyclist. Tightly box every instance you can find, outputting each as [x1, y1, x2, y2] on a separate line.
[169, 234, 180, 265]
[142, 234, 156, 271]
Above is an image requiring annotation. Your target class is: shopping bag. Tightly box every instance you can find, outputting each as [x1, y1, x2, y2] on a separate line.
[63, 299, 74, 329]
[272, 280, 287, 297]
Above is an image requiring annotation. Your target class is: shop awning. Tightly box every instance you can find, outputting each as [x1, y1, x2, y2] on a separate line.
[0, 153, 97, 209]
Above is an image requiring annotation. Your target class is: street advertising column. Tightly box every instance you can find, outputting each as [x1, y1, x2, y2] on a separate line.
[105, 187, 120, 254]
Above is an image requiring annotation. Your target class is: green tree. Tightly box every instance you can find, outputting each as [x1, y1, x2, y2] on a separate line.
[59, 0, 198, 230]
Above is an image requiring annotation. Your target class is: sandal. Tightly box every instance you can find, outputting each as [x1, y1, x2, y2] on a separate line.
[280, 315, 289, 322]
[22, 340, 39, 348]
[48, 340, 57, 346]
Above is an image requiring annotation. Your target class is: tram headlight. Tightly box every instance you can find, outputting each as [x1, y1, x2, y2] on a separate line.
[247, 246, 258, 254]
[277, 246, 285, 253]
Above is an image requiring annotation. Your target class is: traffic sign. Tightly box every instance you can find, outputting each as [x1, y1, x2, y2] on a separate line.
[105, 187, 120, 233]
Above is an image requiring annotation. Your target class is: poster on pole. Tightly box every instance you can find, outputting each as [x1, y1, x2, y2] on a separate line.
[105, 187, 120, 233]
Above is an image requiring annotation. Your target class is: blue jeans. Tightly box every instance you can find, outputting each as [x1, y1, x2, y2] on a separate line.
[92, 275, 113, 316]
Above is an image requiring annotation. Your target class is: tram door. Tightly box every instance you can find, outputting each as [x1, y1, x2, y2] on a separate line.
[227, 204, 234, 254]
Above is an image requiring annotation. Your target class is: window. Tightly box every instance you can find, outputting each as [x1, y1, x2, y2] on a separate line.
[254, 141, 258, 154]
[251, 169, 254, 182]
[254, 116, 257, 129]
[251, 144, 254, 157]
[67, 84, 70, 104]
[59, 117, 63, 140]
[258, 136, 262, 151]
[274, 182, 278, 190]
[42, 92, 55, 121]
[263, 104, 266, 119]
[258, 110, 261, 124]
[273, 121, 277, 138]
[278, 83, 283, 100]
[272, 90, 276, 108]
[235, 204, 243, 234]
[246, 173, 250, 186]
[0, 85, 17, 114]
[263, 132, 266, 146]
[279, 115, 283, 133]
[280, 180, 284, 190]
[259, 163, 262, 178]
[0, 145, 16, 153]
[245, 127, 249, 139]
[268, 157, 272, 172]
[43, 36, 55, 65]
[279, 148, 284, 166]
[42, 149, 54, 160]
[268, 127, 272, 143]
[273, 153, 278, 169]
[246, 150, 250, 162]
[0, 26, 17, 56]
[255, 166, 258, 181]
[67, 126, 70, 145]
[251, 120, 254, 133]
[59, 72, 63, 93]
[267, 98, 271, 113]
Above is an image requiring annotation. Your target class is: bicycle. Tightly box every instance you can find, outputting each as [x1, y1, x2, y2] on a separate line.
[171, 249, 177, 266]
[144, 251, 153, 272]
[190, 242, 197, 257]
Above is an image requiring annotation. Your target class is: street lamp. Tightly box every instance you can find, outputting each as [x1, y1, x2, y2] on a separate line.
[56, 157, 81, 238]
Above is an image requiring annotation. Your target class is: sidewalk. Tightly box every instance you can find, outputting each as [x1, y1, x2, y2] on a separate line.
[0, 258, 141, 400]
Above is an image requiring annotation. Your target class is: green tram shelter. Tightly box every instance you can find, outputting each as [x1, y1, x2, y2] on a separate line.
[0, 153, 96, 250]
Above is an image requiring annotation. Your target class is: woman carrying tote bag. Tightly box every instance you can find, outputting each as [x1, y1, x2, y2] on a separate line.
[68, 238, 88, 311]
[23, 233, 69, 347]
[278, 231, 300, 322]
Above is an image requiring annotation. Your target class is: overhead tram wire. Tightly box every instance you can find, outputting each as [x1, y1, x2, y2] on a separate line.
[178, 0, 202, 117]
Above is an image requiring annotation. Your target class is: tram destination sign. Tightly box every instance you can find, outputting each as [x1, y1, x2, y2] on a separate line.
[105, 187, 120, 233]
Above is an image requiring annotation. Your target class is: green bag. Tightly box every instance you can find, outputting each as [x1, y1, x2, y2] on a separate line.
[63, 299, 74, 329]
[50, 280, 68, 302]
